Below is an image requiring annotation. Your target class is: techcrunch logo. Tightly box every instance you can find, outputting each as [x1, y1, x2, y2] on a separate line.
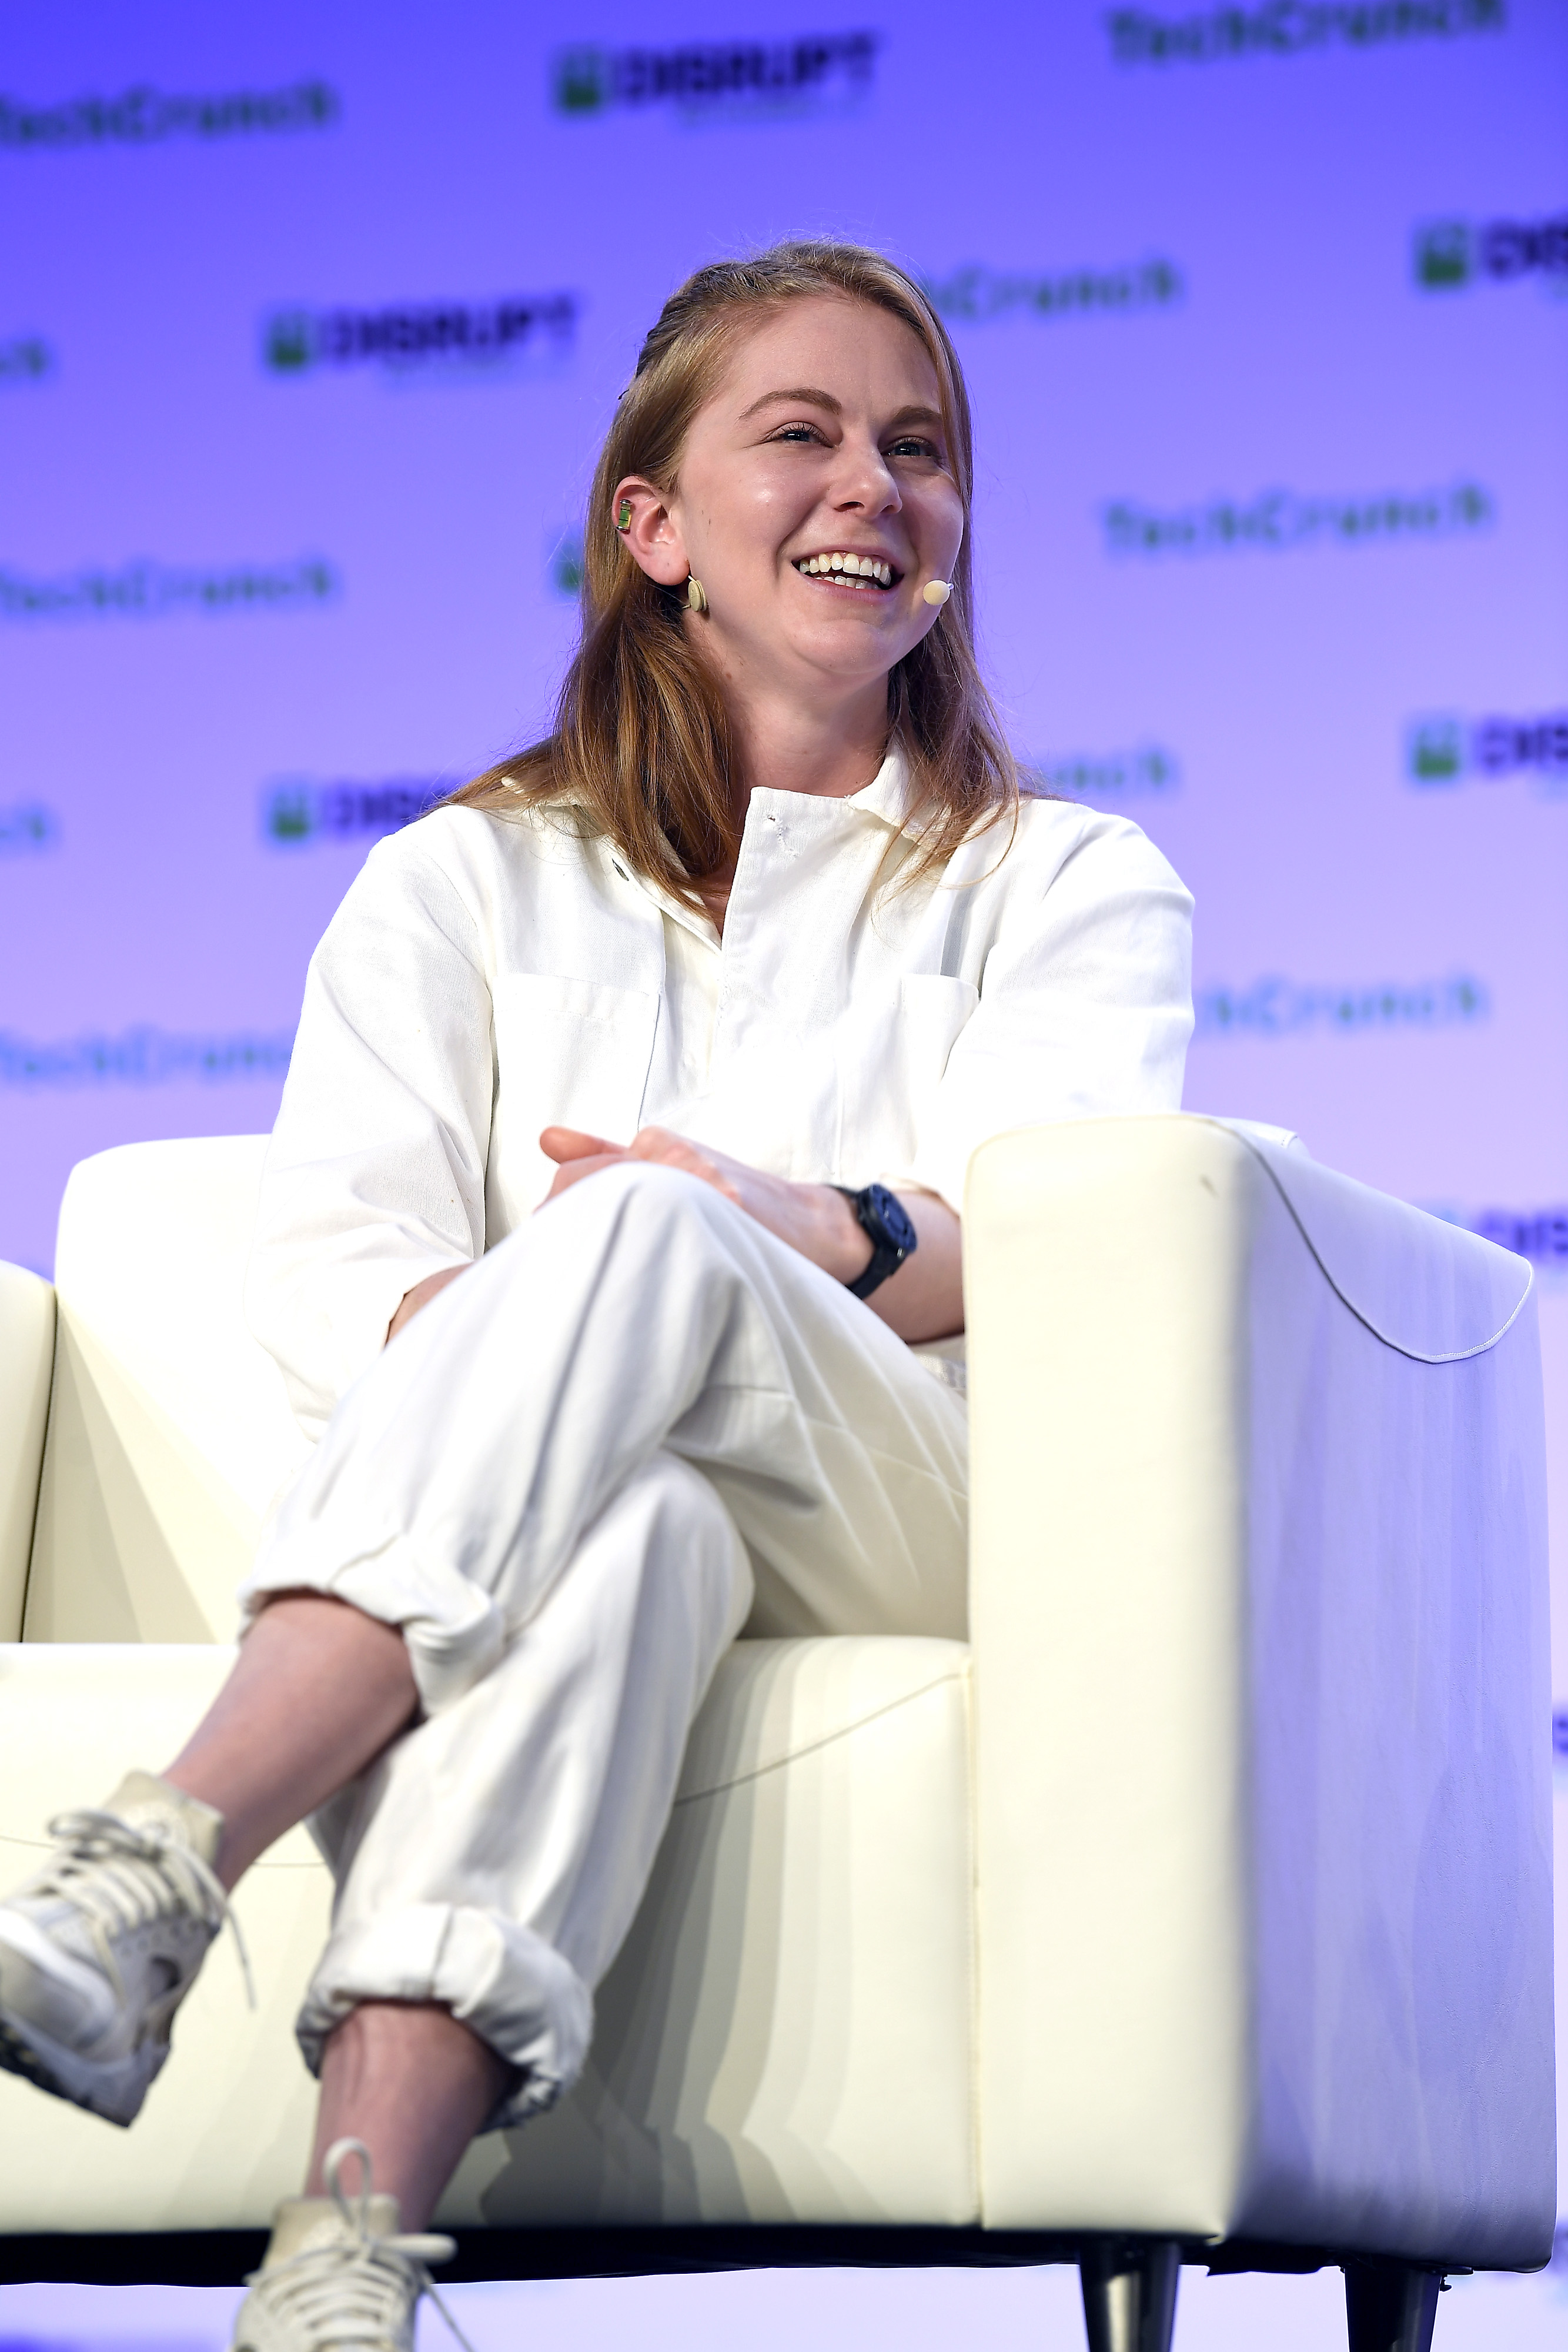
[1414, 214, 1568, 291]
[0, 802, 58, 854]
[1029, 744, 1181, 800]
[0, 556, 338, 624]
[552, 33, 878, 121]
[1195, 973, 1489, 1038]
[264, 293, 579, 378]
[1106, 2, 1505, 67]
[925, 258, 1183, 326]
[1104, 480, 1493, 559]
[0, 1027, 293, 1087]
[263, 778, 444, 846]
[1406, 711, 1568, 788]
[0, 79, 338, 152]
[0, 335, 53, 387]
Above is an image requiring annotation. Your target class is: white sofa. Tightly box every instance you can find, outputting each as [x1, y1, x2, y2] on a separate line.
[0, 1117, 1553, 2352]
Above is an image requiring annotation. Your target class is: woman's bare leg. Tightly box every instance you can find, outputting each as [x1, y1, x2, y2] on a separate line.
[161, 1593, 419, 1887]
[306, 2003, 513, 2229]
[161, 1595, 505, 2225]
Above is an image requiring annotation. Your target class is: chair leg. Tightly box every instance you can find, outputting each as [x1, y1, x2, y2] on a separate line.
[1079, 2238, 1181, 2352]
[1343, 2263, 1442, 2352]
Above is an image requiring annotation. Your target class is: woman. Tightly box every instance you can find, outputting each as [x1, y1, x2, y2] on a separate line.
[0, 242, 1192, 2351]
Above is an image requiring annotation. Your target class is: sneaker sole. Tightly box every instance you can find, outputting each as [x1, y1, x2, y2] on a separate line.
[0, 2008, 155, 2127]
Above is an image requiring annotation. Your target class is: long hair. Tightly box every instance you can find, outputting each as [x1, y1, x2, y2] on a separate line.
[449, 240, 1021, 904]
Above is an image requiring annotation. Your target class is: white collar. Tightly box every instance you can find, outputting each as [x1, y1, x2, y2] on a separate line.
[839, 744, 917, 831]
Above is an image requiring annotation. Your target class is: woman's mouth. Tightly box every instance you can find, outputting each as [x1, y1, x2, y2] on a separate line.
[792, 552, 898, 590]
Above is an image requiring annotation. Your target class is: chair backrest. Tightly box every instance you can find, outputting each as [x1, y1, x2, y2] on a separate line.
[24, 1137, 308, 1644]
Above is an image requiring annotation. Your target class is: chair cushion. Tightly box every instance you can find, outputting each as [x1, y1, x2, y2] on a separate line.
[0, 1635, 974, 2233]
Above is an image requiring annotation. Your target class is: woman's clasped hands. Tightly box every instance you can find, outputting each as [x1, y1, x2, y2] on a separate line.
[540, 1123, 872, 1286]
[388, 1125, 962, 1347]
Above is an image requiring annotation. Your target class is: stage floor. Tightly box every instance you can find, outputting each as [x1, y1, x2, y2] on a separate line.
[2, 2245, 1564, 2352]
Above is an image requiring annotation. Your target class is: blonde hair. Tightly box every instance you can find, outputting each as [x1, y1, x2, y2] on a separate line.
[450, 239, 1021, 903]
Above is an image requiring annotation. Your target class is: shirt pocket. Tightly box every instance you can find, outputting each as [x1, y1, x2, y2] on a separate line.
[487, 974, 660, 1228]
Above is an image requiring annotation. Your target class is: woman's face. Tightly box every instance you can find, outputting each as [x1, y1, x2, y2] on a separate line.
[620, 295, 966, 706]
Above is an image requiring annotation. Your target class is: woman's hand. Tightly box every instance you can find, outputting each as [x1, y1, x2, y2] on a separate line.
[539, 1125, 963, 1344]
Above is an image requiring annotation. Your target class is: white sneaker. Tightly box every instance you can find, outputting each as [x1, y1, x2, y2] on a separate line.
[0, 1769, 238, 2127]
[233, 2139, 474, 2351]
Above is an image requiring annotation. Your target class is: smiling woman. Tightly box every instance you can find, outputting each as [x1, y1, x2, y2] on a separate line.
[450, 240, 1015, 913]
[0, 240, 1195, 2352]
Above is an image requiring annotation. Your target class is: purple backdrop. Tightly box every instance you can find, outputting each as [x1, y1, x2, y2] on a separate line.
[2, 0, 1566, 2338]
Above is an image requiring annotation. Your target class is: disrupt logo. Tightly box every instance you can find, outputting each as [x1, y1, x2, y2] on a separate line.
[0, 335, 53, 387]
[0, 802, 57, 853]
[1030, 744, 1181, 799]
[263, 778, 444, 846]
[265, 293, 579, 377]
[1104, 480, 1492, 559]
[1467, 1207, 1568, 1268]
[1414, 214, 1568, 290]
[0, 556, 338, 624]
[552, 32, 877, 120]
[0, 1027, 293, 1087]
[1106, 1, 1505, 68]
[1196, 973, 1489, 1038]
[0, 79, 338, 151]
[925, 258, 1183, 326]
[1407, 710, 1568, 787]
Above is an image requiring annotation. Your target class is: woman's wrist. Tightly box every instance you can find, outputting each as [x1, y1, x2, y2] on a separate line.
[813, 1182, 876, 1286]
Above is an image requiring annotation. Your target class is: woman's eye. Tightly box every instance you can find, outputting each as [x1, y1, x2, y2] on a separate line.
[771, 423, 825, 445]
[887, 436, 939, 460]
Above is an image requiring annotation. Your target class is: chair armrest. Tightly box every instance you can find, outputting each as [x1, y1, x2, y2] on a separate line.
[26, 1137, 309, 1643]
[965, 1114, 1552, 2265]
[0, 1262, 54, 1641]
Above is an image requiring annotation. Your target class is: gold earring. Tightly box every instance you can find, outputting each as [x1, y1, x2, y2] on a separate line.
[686, 576, 708, 614]
[616, 498, 632, 531]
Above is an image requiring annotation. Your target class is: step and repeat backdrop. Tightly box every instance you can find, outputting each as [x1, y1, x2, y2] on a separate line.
[2, 0, 1567, 2334]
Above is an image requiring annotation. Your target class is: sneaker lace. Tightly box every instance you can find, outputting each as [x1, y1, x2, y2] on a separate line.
[244, 2140, 476, 2351]
[38, 1807, 254, 2009]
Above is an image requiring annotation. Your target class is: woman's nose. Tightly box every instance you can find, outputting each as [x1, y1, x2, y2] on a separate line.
[833, 437, 900, 512]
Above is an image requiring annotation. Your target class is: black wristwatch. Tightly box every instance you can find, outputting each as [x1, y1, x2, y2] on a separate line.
[832, 1182, 918, 1301]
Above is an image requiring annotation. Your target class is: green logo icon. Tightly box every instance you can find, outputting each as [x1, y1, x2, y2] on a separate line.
[550, 532, 585, 597]
[1407, 716, 1468, 783]
[553, 47, 609, 115]
[263, 309, 317, 372]
[263, 781, 317, 841]
[1414, 220, 1472, 290]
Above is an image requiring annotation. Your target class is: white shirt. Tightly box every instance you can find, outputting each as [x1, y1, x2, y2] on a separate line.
[247, 753, 1194, 1437]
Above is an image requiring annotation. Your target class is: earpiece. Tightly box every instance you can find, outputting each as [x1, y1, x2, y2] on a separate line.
[922, 580, 952, 607]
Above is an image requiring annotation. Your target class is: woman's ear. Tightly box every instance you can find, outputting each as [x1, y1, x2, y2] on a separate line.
[611, 477, 689, 587]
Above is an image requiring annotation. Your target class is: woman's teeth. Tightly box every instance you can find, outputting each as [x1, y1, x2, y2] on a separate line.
[794, 553, 895, 587]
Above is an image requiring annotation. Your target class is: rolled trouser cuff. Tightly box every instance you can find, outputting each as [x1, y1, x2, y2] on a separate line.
[295, 1902, 594, 2131]
[238, 1531, 507, 1716]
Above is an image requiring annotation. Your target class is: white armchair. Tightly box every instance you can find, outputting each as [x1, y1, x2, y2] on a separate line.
[0, 1117, 1553, 2352]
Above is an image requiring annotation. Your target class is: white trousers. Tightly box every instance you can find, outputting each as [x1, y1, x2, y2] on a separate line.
[239, 1163, 969, 2128]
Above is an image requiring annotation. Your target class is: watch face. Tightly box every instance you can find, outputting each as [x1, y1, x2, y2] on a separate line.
[863, 1182, 917, 1255]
